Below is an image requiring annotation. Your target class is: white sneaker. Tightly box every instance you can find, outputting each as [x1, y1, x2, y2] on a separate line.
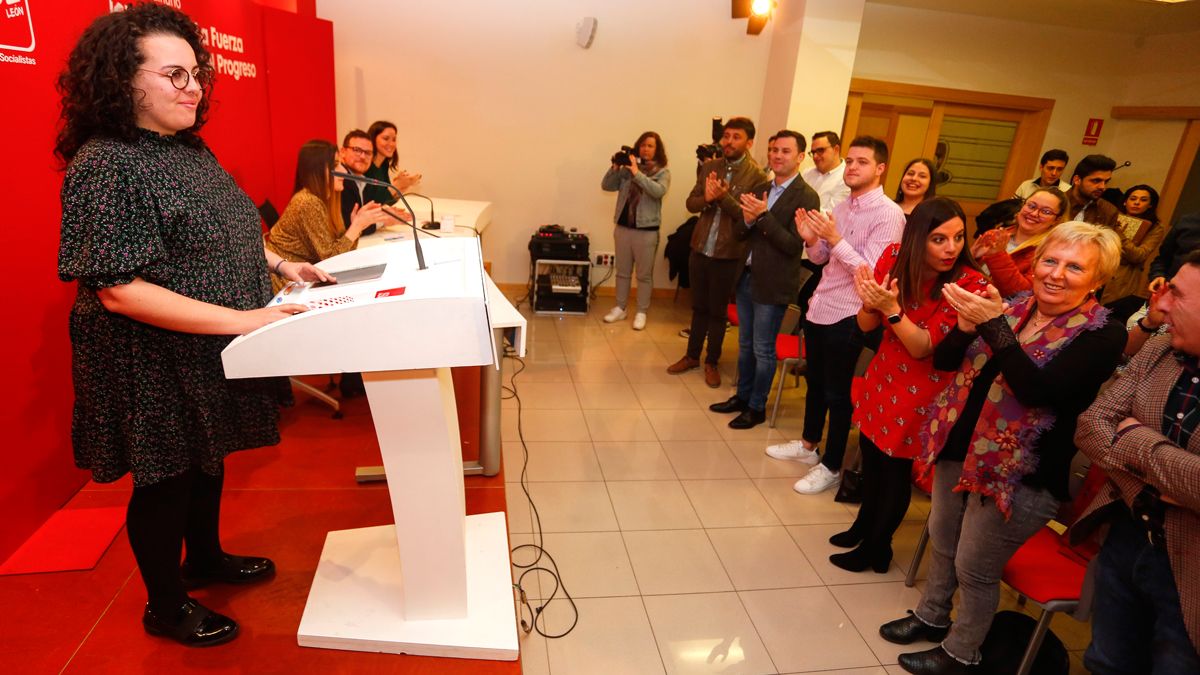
[603, 306, 627, 323]
[632, 312, 647, 330]
[793, 463, 841, 495]
[765, 440, 820, 464]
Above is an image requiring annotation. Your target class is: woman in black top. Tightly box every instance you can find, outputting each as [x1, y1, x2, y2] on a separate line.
[878, 222, 1125, 674]
[56, 5, 328, 647]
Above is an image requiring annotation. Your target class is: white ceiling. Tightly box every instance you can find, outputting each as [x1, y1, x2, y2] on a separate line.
[867, 0, 1200, 35]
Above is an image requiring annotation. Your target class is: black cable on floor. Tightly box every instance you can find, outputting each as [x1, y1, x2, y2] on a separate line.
[504, 353, 580, 639]
[588, 266, 614, 301]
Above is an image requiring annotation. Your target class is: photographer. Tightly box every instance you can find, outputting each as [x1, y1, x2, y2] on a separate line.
[600, 132, 671, 330]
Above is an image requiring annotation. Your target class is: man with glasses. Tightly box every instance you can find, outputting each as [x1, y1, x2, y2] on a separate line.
[339, 129, 375, 235]
[802, 131, 851, 212]
[793, 131, 850, 338]
[1014, 148, 1071, 199]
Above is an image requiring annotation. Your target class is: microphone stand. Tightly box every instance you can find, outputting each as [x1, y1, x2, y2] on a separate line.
[401, 192, 440, 230]
[332, 170, 435, 271]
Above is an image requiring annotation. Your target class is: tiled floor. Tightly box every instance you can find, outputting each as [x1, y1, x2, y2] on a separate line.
[506, 297, 1093, 675]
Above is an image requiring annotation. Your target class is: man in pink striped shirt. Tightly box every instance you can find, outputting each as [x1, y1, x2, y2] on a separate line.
[765, 136, 905, 495]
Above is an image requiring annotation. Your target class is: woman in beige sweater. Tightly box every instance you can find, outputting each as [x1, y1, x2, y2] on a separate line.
[266, 140, 385, 292]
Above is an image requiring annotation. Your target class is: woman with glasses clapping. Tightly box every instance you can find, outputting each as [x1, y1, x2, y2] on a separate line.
[971, 187, 1067, 297]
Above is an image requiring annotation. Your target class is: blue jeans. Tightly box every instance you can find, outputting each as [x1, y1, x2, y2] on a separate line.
[734, 271, 786, 411]
[1085, 510, 1200, 675]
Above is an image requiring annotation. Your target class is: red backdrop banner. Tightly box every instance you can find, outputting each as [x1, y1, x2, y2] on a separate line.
[0, 0, 335, 563]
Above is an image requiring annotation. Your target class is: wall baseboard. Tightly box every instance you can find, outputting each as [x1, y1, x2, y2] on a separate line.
[494, 282, 683, 300]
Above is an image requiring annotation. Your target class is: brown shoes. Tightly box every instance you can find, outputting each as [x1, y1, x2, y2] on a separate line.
[667, 356, 700, 374]
[667, 356, 720, 388]
[704, 364, 721, 388]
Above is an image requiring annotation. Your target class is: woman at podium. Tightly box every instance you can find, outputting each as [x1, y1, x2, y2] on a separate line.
[55, 4, 327, 648]
[265, 139, 387, 293]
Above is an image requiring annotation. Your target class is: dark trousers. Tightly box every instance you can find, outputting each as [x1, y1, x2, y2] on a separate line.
[796, 259, 823, 323]
[1085, 511, 1200, 675]
[802, 316, 864, 471]
[687, 251, 739, 364]
[846, 435, 913, 556]
[126, 469, 226, 612]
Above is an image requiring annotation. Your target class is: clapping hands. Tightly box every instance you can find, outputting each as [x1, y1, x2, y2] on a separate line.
[739, 191, 768, 223]
[942, 283, 1005, 333]
[854, 265, 901, 315]
[970, 228, 1011, 259]
[704, 171, 730, 203]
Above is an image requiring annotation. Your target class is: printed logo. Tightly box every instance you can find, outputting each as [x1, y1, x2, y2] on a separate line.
[0, 0, 35, 53]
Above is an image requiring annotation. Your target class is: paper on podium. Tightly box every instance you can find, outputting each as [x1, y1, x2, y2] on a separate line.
[222, 237, 495, 379]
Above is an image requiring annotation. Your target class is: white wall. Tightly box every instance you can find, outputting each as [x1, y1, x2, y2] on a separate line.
[317, 1, 1200, 285]
[853, 3, 1193, 192]
[317, 0, 773, 286]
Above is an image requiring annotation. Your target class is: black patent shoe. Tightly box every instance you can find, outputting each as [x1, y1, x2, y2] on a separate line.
[181, 554, 276, 589]
[897, 645, 973, 674]
[709, 395, 747, 414]
[143, 599, 239, 647]
[880, 610, 952, 645]
[728, 408, 766, 429]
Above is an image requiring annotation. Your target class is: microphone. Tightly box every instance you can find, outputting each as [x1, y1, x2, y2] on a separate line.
[332, 170, 433, 272]
[402, 193, 440, 231]
[331, 171, 439, 230]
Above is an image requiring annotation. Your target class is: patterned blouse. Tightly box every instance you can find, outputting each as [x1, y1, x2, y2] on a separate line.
[58, 130, 282, 486]
[853, 243, 989, 458]
[264, 189, 355, 292]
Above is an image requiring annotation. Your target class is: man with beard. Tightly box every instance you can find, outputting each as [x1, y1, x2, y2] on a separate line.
[668, 117, 768, 388]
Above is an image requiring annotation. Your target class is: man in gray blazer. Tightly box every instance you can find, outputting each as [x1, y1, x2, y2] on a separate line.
[710, 130, 820, 428]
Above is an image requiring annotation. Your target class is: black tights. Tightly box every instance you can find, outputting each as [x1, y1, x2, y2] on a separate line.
[847, 436, 913, 556]
[126, 469, 225, 613]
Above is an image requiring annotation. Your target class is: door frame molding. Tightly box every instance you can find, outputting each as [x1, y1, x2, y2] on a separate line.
[1112, 106, 1200, 225]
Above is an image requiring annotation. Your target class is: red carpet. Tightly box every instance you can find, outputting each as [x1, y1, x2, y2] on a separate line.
[0, 506, 126, 575]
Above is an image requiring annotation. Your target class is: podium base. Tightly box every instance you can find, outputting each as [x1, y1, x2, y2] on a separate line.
[297, 512, 518, 661]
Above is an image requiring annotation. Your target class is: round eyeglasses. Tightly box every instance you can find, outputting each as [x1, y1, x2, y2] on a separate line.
[1022, 201, 1060, 218]
[139, 67, 213, 91]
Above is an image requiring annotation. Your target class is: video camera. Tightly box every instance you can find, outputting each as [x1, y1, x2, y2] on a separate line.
[695, 117, 724, 163]
[611, 145, 637, 167]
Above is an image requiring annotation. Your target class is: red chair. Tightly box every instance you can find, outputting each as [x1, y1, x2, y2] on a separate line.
[998, 464, 1108, 675]
[904, 464, 1106, 675]
[768, 305, 805, 427]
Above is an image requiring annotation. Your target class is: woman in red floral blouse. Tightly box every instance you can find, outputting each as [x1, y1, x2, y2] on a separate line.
[830, 197, 987, 573]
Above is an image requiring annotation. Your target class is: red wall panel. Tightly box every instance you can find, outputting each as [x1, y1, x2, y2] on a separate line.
[0, 0, 334, 563]
[261, 7, 337, 213]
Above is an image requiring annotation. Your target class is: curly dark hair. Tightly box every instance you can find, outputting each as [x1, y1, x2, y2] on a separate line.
[55, 3, 212, 164]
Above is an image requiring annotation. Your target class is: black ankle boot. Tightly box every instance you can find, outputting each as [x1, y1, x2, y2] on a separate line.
[829, 527, 862, 548]
[897, 645, 972, 674]
[879, 610, 952, 645]
[829, 545, 891, 573]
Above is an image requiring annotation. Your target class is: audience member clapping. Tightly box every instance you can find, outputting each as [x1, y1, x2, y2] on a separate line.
[971, 187, 1066, 297]
[830, 198, 986, 575]
[879, 222, 1126, 674]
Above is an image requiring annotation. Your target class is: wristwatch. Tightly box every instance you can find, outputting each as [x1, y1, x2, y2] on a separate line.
[886, 313, 902, 325]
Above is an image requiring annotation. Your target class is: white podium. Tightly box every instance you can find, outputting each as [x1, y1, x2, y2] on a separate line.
[222, 236, 519, 660]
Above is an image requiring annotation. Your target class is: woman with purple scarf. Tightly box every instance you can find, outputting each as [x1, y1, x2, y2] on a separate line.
[878, 222, 1126, 675]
